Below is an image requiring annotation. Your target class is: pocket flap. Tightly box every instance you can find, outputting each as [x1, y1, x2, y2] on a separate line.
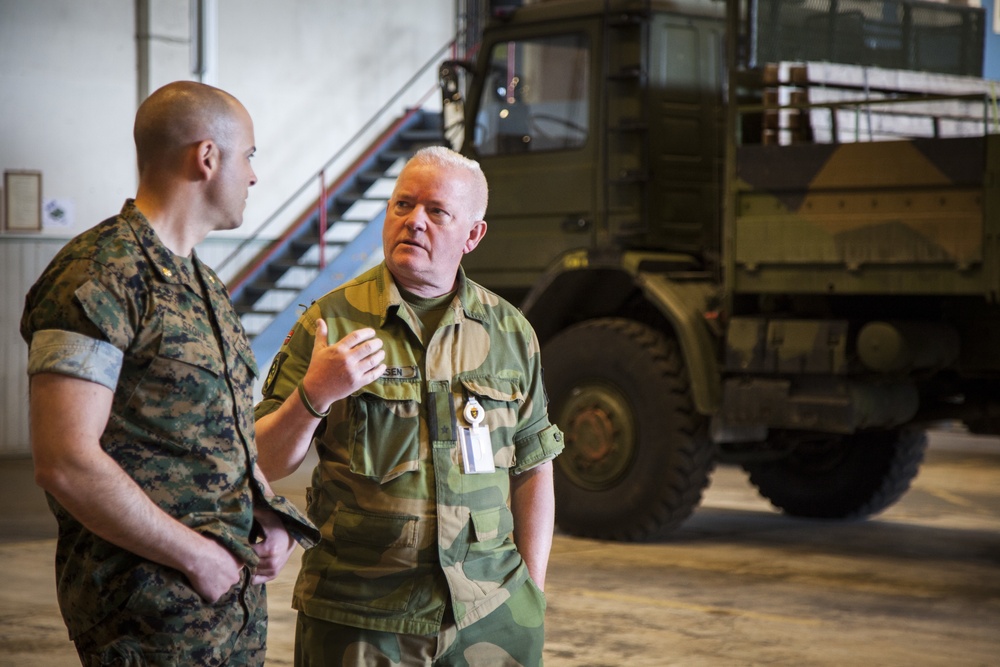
[333, 506, 418, 548]
[459, 377, 524, 405]
[470, 505, 514, 543]
[235, 338, 258, 378]
[158, 336, 224, 376]
[354, 379, 422, 403]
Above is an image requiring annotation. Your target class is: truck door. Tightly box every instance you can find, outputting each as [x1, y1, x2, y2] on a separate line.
[462, 25, 598, 303]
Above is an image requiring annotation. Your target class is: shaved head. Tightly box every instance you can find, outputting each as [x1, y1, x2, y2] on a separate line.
[134, 81, 247, 173]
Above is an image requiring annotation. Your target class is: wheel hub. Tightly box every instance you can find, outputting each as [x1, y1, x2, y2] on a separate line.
[568, 407, 617, 464]
[557, 383, 635, 491]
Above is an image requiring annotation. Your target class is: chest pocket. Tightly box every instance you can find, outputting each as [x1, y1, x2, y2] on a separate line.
[457, 376, 524, 470]
[141, 325, 225, 408]
[349, 379, 422, 484]
[122, 316, 227, 454]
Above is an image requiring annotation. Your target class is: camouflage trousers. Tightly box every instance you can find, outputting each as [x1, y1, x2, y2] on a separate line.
[73, 567, 267, 667]
[294, 578, 547, 666]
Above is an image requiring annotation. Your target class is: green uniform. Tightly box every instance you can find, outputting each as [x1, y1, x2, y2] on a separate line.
[256, 263, 563, 639]
[21, 200, 319, 664]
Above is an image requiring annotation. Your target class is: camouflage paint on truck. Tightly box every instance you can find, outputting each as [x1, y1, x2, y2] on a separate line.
[733, 136, 997, 297]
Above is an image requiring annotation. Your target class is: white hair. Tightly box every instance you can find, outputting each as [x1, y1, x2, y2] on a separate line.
[405, 146, 489, 220]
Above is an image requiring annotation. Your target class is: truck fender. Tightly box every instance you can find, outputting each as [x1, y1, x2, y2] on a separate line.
[636, 273, 721, 416]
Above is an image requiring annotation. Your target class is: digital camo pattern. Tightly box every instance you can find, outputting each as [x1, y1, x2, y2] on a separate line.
[21, 199, 318, 642]
[73, 567, 267, 667]
[27, 329, 124, 390]
[257, 263, 563, 636]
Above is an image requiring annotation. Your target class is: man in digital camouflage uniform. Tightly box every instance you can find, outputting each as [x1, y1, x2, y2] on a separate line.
[255, 146, 564, 666]
[21, 81, 319, 666]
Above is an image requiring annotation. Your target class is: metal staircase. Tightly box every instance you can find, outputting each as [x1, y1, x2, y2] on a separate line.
[228, 108, 446, 363]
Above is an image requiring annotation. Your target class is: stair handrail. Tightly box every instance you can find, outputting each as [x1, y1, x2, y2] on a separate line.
[220, 37, 458, 290]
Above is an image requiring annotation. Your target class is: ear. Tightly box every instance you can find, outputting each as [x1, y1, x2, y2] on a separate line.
[463, 220, 488, 254]
[194, 139, 219, 181]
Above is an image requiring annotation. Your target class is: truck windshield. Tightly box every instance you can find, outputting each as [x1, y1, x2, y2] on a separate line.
[473, 32, 590, 156]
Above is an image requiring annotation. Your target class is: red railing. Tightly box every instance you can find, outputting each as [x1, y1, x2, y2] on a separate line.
[222, 38, 458, 295]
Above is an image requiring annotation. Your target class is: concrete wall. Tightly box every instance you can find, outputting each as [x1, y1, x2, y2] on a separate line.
[0, 0, 454, 456]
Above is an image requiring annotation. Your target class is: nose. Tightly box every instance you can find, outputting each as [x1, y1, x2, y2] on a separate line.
[405, 205, 428, 232]
[249, 168, 258, 188]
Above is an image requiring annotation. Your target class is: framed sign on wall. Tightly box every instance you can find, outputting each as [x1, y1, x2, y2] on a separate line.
[4, 170, 42, 232]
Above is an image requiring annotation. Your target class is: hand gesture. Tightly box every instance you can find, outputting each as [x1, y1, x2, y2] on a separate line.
[299, 320, 386, 414]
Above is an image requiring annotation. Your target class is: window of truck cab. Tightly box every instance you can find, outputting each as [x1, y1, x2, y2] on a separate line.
[473, 32, 590, 156]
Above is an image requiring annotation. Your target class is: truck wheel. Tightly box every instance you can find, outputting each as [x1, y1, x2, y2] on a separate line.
[542, 318, 713, 541]
[742, 429, 927, 519]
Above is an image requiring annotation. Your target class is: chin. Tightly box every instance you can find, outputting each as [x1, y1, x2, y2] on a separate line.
[216, 219, 243, 232]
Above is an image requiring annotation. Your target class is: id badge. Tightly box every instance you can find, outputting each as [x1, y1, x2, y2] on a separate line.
[461, 425, 495, 474]
[461, 396, 495, 474]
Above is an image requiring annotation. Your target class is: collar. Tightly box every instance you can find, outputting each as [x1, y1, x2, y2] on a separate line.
[376, 263, 488, 326]
[119, 199, 207, 290]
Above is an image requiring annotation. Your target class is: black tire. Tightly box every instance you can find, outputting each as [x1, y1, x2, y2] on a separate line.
[742, 429, 927, 519]
[542, 318, 713, 541]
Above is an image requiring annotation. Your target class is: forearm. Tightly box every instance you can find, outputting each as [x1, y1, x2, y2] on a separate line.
[30, 373, 241, 600]
[36, 443, 221, 575]
[510, 460, 556, 590]
[255, 391, 323, 480]
[256, 318, 385, 480]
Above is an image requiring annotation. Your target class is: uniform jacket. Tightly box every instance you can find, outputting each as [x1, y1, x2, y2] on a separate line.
[20, 200, 319, 638]
[256, 262, 564, 635]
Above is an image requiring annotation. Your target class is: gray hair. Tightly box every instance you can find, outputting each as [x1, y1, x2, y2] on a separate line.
[405, 146, 489, 220]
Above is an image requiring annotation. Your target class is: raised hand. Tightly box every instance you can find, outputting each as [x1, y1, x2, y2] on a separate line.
[298, 319, 386, 415]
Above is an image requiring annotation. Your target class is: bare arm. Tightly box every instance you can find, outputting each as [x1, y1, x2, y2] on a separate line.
[256, 319, 385, 480]
[510, 460, 556, 591]
[30, 372, 245, 602]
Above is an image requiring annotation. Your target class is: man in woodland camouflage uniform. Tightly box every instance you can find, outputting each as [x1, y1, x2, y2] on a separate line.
[255, 146, 564, 666]
[21, 81, 318, 666]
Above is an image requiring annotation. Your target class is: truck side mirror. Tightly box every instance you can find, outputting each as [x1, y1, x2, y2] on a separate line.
[439, 60, 473, 151]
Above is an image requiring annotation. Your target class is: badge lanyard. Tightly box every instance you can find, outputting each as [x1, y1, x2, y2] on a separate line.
[461, 391, 495, 474]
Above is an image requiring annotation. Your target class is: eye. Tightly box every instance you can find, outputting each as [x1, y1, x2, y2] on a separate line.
[428, 207, 452, 222]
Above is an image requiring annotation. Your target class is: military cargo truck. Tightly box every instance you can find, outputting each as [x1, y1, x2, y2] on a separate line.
[439, 0, 1000, 540]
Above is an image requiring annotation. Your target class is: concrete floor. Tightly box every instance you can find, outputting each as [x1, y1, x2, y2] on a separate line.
[1, 430, 998, 666]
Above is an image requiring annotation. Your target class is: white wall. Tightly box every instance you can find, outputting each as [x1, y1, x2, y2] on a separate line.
[1, 0, 137, 234]
[0, 0, 453, 240]
[0, 0, 455, 456]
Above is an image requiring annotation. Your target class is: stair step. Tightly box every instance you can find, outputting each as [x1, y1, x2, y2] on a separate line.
[290, 236, 345, 251]
[244, 282, 300, 297]
[399, 128, 445, 143]
[380, 148, 423, 162]
[236, 303, 281, 315]
[270, 257, 320, 270]
[335, 192, 386, 207]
